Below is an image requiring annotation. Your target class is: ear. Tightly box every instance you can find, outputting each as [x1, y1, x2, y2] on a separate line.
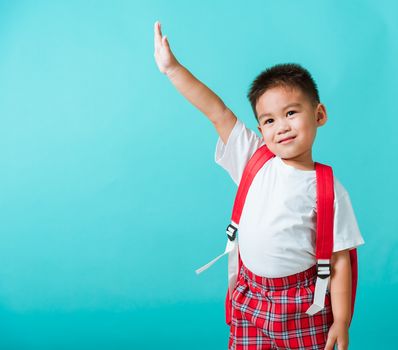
[257, 125, 266, 142]
[315, 103, 328, 127]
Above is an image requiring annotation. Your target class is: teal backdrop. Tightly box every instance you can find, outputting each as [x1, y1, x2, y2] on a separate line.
[0, 0, 396, 349]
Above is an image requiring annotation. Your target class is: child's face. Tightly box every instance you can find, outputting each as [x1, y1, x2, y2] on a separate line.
[256, 86, 327, 167]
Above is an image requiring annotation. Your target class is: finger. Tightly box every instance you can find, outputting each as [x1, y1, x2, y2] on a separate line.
[153, 21, 162, 46]
[324, 336, 336, 350]
[162, 35, 170, 51]
[155, 21, 163, 41]
[154, 21, 162, 49]
[158, 21, 162, 37]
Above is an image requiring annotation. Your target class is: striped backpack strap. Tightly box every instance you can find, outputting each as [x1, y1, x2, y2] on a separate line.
[225, 145, 275, 325]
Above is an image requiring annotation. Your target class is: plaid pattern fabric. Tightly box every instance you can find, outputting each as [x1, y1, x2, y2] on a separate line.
[229, 264, 333, 350]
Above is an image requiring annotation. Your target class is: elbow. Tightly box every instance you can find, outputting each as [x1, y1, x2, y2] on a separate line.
[211, 105, 231, 126]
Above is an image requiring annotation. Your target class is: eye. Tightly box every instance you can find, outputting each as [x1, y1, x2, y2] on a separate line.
[286, 110, 296, 117]
[263, 118, 274, 125]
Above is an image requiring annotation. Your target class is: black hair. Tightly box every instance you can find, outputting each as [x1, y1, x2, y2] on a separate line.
[247, 63, 320, 122]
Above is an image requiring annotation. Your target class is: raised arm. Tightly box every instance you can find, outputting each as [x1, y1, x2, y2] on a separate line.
[153, 21, 237, 145]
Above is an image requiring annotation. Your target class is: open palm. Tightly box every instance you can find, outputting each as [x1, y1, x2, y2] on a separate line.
[153, 21, 178, 75]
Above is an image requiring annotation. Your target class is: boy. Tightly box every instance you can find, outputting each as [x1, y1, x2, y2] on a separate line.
[153, 21, 364, 350]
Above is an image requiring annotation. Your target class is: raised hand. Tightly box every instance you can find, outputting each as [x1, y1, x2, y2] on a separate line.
[153, 21, 179, 75]
[152, 20, 236, 144]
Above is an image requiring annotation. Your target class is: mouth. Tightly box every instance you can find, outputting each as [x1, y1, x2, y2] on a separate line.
[278, 136, 296, 144]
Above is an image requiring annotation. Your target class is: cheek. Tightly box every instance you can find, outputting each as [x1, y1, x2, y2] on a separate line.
[297, 124, 317, 143]
[259, 128, 273, 142]
[294, 119, 314, 134]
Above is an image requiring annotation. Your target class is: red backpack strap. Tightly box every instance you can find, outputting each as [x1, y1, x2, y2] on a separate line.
[315, 162, 334, 260]
[306, 163, 357, 322]
[225, 145, 275, 325]
[230, 145, 275, 226]
[306, 162, 334, 315]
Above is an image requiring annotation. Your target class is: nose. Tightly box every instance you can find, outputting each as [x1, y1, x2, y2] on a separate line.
[276, 119, 291, 135]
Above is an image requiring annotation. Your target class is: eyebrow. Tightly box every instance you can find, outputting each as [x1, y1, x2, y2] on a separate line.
[258, 103, 303, 121]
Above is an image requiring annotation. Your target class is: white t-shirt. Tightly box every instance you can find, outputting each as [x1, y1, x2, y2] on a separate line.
[215, 118, 365, 277]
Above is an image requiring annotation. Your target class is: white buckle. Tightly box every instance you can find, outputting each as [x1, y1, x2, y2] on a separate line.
[306, 259, 331, 316]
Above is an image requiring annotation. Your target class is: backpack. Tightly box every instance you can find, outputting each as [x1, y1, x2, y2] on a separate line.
[196, 144, 358, 326]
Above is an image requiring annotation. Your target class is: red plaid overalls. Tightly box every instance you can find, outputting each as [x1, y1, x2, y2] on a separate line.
[229, 263, 333, 349]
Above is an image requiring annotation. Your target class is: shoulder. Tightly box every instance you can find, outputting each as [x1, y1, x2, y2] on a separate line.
[332, 176, 358, 218]
[215, 117, 264, 156]
[333, 177, 349, 201]
[214, 118, 264, 185]
[228, 118, 264, 145]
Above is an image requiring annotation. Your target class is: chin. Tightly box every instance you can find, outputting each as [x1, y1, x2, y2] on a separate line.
[267, 144, 304, 159]
[278, 151, 301, 159]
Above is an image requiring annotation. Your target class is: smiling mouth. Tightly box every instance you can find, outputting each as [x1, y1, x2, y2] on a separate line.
[278, 136, 296, 144]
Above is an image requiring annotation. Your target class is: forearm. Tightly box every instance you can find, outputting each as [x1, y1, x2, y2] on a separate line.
[166, 63, 227, 124]
[330, 249, 352, 326]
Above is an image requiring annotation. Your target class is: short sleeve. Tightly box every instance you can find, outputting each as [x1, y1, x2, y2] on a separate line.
[333, 180, 365, 252]
[215, 119, 264, 185]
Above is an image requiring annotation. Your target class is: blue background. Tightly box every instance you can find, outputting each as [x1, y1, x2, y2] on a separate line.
[0, 0, 396, 349]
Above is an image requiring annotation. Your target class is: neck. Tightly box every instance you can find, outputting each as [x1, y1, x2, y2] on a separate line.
[280, 150, 315, 171]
